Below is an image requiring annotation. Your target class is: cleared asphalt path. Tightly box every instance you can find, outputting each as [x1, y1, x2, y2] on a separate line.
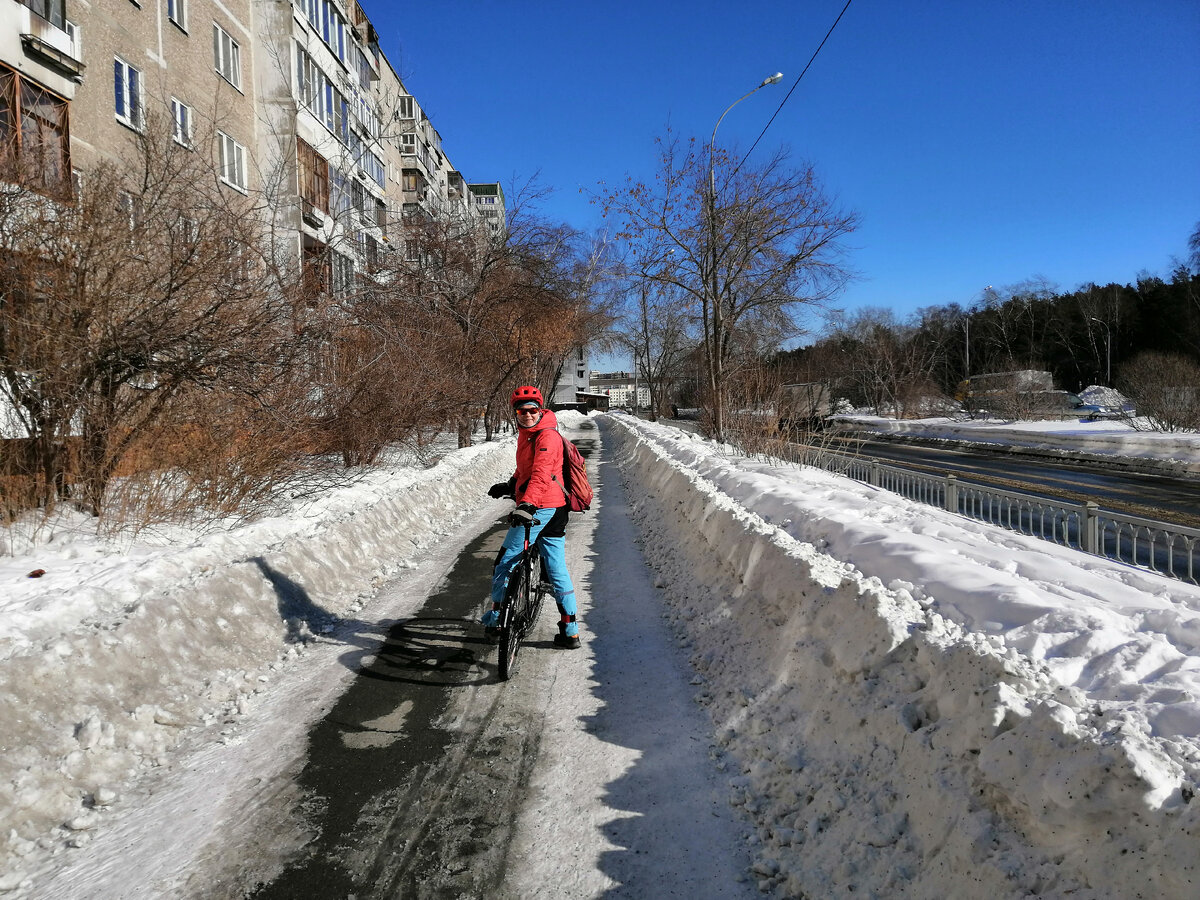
[226, 419, 755, 898]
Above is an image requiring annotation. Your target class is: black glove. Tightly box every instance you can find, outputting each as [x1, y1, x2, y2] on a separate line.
[508, 502, 536, 527]
[488, 480, 514, 499]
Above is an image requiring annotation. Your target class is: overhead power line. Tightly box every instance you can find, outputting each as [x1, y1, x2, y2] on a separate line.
[736, 0, 855, 172]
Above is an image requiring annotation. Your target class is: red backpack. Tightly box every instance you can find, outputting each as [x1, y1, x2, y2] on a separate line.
[557, 433, 593, 512]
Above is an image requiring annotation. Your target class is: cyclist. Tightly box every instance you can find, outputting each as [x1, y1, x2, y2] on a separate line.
[483, 386, 580, 649]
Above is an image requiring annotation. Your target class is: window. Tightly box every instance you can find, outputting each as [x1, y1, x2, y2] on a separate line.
[114, 57, 143, 130]
[0, 66, 72, 196]
[63, 21, 81, 59]
[167, 0, 186, 29]
[217, 131, 246, 191]
[170, 98, 192, 147]
[363, 234, 379, 273]
[212, 24, 241, 89]
[23, 1, 66, 31]
[399, 133, 416, 155]
[331, 250, 354, 296]
[118, 191, 143, 229]
[297, 137, 329, 213]
[180, 217, 199, 248]
[303, 0, 346, 62]
[295, 45, 348, 145]
[329, 88, 348, 144]
[361, 149, 384, 187]
[296, 45, 320, 111]
[355, 46, 371, 90]
[396, 96, 416, 120]
[330, 169, 350, 216]
[357, 95, 380, 140]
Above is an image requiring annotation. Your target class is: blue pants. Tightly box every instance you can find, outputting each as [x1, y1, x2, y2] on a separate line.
[491, 507, 578, 636]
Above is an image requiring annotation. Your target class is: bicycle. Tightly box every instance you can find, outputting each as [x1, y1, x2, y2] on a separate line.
[495, 517, 553, 681]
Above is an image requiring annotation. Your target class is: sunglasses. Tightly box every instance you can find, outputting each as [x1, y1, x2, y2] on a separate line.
[515, 407, 542, 416]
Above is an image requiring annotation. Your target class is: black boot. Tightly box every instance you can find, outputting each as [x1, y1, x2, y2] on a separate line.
[554, 621, 580, 650]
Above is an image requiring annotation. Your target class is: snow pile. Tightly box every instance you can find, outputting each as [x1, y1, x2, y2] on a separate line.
[0, 439, 513, 880]
[606, 415, 1200, 898]
[1078, 384, 1133, 410]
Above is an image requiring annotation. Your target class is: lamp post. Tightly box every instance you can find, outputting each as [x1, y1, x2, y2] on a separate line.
[963, 316, 970, 377]
[709, 72, 783, 198]
[704, 71, 782, 436]
[1089, 317, 1111, 385]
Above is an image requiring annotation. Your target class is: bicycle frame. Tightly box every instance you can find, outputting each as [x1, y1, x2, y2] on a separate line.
[497, 517, 550, 681]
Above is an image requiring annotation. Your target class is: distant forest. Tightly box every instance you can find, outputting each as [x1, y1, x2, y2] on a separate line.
[775, 224, 1200, 409]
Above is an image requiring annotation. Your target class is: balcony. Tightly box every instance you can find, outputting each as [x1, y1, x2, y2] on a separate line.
[18, 2, 84, 83]
[301, 199, 325, 228]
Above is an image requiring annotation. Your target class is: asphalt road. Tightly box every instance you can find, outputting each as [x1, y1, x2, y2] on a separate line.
[825, 433, 1200, 528]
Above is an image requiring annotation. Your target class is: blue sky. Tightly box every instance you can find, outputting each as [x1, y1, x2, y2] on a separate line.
[368, 0, 1199, 354]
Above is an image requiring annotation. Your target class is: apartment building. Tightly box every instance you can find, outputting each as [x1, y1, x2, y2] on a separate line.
[1, 0, 505, 288]
[468, 181, 505, 238]
[590, 372, 650, 409]
[551, 344, 589, 407]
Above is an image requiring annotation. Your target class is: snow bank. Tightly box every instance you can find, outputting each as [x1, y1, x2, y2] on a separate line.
[607, 416, 1200, 898]
[0, 440, 512, 878]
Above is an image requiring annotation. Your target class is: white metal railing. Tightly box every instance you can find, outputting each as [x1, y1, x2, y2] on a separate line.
[785, 446, 1200, 585]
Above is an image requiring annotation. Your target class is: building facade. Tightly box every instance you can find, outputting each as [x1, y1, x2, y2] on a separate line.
[1, 0, 505, 289]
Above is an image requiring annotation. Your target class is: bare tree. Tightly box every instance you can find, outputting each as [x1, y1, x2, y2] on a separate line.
[619, 278, 694, 420]
[601, 130, 857, 438]
[826, 307, 943, 418]
[1, 118, 298, 522]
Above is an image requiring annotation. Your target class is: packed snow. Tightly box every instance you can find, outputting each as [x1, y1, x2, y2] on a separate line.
[3, 408, 1200, 896]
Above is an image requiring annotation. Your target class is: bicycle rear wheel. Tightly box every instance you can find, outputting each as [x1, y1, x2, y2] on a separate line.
[497, 560, 529, 681]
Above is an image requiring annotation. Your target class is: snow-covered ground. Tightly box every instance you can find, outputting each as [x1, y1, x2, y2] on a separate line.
[0, 437, 516, 893]
[3, 409, 1200, 896]
[838, 386, 1200, 474]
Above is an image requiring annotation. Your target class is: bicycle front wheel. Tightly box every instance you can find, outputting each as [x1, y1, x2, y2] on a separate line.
[497, 561, 529, 681]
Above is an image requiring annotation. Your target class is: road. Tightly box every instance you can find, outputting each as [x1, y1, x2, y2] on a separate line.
[807, 432, 1200, 529]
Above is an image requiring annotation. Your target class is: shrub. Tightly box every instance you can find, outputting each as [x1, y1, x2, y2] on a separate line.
[1117, 352, 1200, 432]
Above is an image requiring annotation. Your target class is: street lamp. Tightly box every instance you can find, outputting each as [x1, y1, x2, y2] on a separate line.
[704, 72, 783, 436]
[1089, 317, 1112, 385]
[963, 316, 969, 377]
[709, 72, 784, 197]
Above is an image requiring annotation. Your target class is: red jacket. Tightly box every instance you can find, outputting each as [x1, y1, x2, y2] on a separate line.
[512, 408, 566, 509]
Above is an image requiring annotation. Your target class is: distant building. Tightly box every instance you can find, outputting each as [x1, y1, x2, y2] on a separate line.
[550, 345, 589, 407]
[590, 371, 649, 409]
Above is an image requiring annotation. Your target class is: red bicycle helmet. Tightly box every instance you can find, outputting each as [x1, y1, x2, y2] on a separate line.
[511, 385, 543, 408]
